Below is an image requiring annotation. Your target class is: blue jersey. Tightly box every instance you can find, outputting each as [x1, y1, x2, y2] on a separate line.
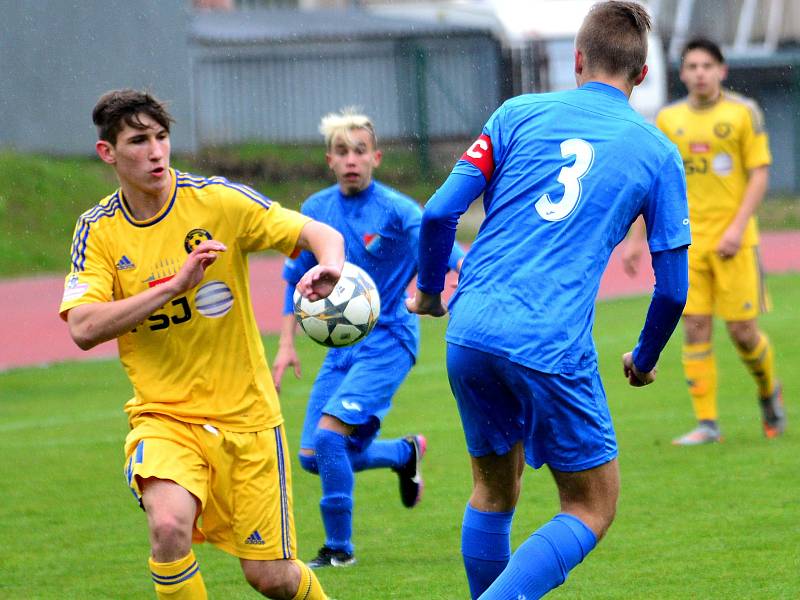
[284, 180, 463, 358]
[443, 82, 690, 374]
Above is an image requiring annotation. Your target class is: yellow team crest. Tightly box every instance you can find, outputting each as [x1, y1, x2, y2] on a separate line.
[184, 228, 213, 253]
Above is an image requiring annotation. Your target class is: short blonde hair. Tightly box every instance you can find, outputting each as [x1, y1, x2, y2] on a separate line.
[319, 107, 378, 150]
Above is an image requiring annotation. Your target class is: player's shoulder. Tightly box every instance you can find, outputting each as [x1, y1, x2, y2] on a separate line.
[720, 89, 767, 131]
[657, 96, 691, 120]
[175, 170, 271, 206]
[372, 181, 419, 210]
[75, 190, 125, 229]
[301, 184, 339, 214]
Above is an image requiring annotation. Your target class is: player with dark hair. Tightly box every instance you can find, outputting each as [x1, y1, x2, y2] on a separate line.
[624, 37, 784, 445]
[408, 2, 689, 598]
[61, 88, 342, 600]
[273, 108, 464, 568]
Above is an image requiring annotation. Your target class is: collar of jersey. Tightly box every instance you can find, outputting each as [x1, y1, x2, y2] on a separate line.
[338, 180, 375, 202]
[580, 81, 628, 102]
[118, 168, 178, 228]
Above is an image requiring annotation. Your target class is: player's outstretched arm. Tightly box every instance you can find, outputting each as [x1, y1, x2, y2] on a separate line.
[294, 220, 344, 301]
[66, 240, 226, 350]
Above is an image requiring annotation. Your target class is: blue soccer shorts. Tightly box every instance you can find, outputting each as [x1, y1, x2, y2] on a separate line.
[300, 326, 414, 451]
[446, 343, 618, 472]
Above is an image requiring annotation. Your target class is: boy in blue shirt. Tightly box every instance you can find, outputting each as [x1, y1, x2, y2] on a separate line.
[275, 109, 463, 568]
[408, 2, 690, 598]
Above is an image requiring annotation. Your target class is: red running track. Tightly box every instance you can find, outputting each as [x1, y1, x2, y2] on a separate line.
[2, 231, 798, 371]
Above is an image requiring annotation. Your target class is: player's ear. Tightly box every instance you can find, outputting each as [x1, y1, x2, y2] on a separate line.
[372, 149, 382, 168]
[325, 152, 334, 170]
[574, 49, 584, 75]
[720, 63, 729, 82]
[633, 64, 648, 87]
[95, 140, 116, 165]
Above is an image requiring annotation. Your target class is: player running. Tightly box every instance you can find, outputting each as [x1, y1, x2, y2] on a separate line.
[273, 109, 463, 568]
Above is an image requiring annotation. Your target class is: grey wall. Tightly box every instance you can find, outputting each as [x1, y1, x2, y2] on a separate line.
[190, 34, 500, 145]
[0, 1, 193, 154]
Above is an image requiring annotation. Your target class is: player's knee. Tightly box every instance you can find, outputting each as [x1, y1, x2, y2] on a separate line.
[242, 559, 297, 599]
[148, 513, 192, 559]
[727, 321, 760, 351]
[298, 452, 319, 474]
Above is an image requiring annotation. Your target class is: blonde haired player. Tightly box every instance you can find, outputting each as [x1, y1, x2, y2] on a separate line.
[624, 38, 785, 444]
[60, 88, 342, 599]
[319, 107, 378, 154]
[274, 108, 464, 568]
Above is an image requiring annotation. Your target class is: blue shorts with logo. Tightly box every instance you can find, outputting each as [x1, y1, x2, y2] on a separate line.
[300, 325, 414, 451]
[446, 343, 617, 472]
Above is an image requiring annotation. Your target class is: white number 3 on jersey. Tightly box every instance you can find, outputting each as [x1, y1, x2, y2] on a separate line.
[535, 138, 595, 222]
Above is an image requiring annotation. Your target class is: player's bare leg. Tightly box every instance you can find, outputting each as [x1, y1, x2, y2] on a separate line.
[241, 558, 326, 600]
[141, 478, 208, 599]
[470, 451, 613, 599]
[550, 459, 620, 541]
[469, 443, 525, 512]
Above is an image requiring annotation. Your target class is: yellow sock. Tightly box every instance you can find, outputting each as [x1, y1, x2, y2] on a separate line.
[291, 560, 327, 600]
[682, 342, 718, 421]
[149, 550, 207, 599]
[737, 334, 776, 398]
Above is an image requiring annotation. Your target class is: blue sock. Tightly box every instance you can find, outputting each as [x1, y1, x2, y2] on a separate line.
[314, 429, 354, 553]
[479, 513, 597, 599]
[461, 504, 514, 599]
[349, 439, 411, 471]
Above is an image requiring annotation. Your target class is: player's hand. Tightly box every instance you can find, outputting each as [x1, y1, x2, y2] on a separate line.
[716, 227, 743, 260]
[406, 290, 447, 317]
[296, 263, 343, 301]
[622, 351, 656, 387]
[621, 242, 644, 278]
[169, 240, 227, 295]
[272, 345, 301, 393]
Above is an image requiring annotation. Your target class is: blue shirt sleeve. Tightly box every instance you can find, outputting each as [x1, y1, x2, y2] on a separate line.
[632, 246, 689, 372]
[643, 150, 691, 252]
[281, 250, 316, 315]
[417, 164, 486, 293]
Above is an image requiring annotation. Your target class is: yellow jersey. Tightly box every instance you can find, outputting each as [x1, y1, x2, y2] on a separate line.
[655, 90, 771, 250]
[59, 169, 310, 431]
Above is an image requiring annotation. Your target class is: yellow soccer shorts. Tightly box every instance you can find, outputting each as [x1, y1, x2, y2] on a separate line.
[685, 244, 770, 321]
[124, 413, 296, 561]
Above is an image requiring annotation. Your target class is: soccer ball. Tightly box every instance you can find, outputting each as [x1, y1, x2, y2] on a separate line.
[293, 262, 381, 348]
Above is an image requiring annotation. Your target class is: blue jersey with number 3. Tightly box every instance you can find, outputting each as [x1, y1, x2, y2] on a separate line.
[447, 82, 690, 374]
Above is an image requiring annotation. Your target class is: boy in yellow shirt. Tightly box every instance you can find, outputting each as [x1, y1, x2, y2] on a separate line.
[60, 89, 342, 599]
[624, 39, 785, 444]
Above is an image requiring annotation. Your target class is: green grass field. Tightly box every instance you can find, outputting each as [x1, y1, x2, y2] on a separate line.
[1, 275, 798, 599]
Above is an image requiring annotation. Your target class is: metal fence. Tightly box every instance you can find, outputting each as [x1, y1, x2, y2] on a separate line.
[190, 17, 501, 147]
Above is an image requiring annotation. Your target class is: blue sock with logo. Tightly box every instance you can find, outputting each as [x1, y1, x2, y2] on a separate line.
[461, 504, 514, 599]
[314, 428, 354, 554]
[349, 439, 411, 471]
[479, 513, 597, 599]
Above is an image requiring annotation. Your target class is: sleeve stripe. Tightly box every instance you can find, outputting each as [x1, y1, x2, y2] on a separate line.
[70, 194, 122, 272]
[176, 172, 272, 210]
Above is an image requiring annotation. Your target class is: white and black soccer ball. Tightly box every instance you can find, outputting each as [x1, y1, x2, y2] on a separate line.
[293, 262, 381, 348]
